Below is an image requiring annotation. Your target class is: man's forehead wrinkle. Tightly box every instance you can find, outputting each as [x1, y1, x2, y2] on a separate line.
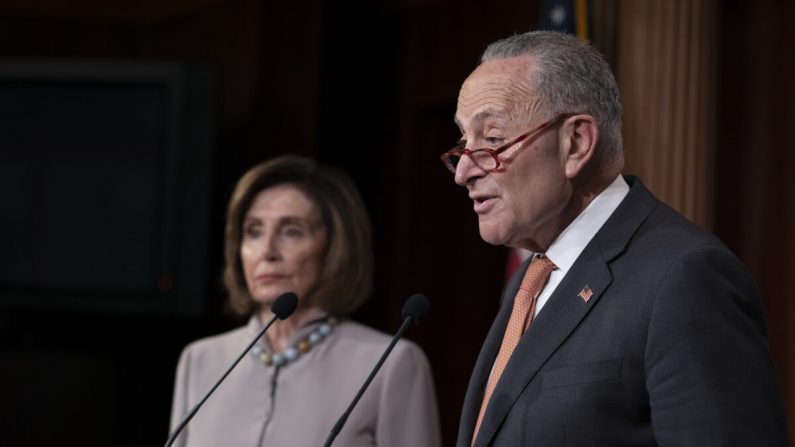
[514, 100, 545, 126]
[457, 80, 536, 120]
[457, 92, 512, 115]
[459, 79, 532, 101]
[457, 86, 511, 111]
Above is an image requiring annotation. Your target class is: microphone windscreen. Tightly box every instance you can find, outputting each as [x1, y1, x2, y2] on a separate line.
[401, 293, 430, 326]
[271, 292, 298, 320]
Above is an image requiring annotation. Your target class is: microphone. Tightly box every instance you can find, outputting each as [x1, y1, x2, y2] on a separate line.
[164, 292, 298, 447]
[323, 293, 430, 447]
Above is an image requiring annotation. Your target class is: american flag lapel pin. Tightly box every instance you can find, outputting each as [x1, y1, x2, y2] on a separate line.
[578, 285, 593, 302]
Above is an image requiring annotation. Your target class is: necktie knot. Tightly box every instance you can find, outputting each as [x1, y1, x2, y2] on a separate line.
[519, 254, 557, 293]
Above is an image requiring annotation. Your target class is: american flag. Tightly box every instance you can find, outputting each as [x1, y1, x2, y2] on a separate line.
[539, 0, 590, 40]
[578, 285, 593, 302]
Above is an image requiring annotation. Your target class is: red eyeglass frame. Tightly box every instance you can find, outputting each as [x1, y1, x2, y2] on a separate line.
[440, 113, 574, 173]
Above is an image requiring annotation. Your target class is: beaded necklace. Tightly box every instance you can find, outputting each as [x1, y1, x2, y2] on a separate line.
[250, 316, 338, 367]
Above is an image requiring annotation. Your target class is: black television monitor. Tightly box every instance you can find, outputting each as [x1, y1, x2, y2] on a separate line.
[0, 60, 216, 317]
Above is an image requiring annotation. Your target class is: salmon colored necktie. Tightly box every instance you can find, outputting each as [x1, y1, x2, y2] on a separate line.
[471, 254, 557, 446]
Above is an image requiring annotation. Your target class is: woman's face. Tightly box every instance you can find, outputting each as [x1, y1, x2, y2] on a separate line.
[240, 184, 327, 308]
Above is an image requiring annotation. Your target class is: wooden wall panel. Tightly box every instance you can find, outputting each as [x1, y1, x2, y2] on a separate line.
[617, 0, 717, 228]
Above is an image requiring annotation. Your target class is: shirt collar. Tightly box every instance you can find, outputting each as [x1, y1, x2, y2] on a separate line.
[544, 175, 629, 274]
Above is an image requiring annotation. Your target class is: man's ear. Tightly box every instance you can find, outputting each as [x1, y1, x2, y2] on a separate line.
[561, 115, 598, 179]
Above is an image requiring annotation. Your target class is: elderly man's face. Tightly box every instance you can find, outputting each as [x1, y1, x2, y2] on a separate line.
[454, 56, 572, 251]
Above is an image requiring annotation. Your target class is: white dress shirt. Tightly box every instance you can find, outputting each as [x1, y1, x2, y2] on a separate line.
[534, 175, 629, 316]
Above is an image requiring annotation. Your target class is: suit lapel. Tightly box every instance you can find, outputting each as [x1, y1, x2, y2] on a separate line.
[472, 177, 658, 447]
[473, 251, 612, 446]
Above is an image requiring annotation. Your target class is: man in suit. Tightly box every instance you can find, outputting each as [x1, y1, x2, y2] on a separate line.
[442, 30, 789, 446]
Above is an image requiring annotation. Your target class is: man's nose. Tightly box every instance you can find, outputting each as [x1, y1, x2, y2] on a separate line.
[454, 153, 485, 186]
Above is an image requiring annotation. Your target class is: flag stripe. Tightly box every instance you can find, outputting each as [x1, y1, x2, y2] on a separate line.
[575, 0, 589, 39]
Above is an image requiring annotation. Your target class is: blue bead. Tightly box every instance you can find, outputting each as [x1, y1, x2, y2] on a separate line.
[251, 345, 263, 356]
[309, 332, 323, 345]
[319, 323, 332, 335]
[272, 353, 286, 366]
[284, 347, 299, 361]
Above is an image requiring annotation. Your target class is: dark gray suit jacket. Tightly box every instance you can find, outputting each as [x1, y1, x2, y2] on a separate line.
[457, 177, 788, 446]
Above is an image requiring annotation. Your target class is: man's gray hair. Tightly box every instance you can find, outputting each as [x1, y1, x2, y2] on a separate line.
[481, 31, 624, 171]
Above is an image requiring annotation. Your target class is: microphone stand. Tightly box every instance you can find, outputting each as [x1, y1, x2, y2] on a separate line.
[322, 316, 414, 447]
[164, 312, 281, 447]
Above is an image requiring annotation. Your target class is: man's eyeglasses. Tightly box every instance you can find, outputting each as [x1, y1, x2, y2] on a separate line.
[439, 114, 573, 174]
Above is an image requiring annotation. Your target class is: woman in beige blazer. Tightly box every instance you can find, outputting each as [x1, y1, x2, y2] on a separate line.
[170, 156, 441, 447]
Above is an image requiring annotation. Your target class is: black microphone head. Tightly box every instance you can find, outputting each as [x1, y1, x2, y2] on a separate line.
[271, 292, 298, 320]
[401, 293, 430, 326]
